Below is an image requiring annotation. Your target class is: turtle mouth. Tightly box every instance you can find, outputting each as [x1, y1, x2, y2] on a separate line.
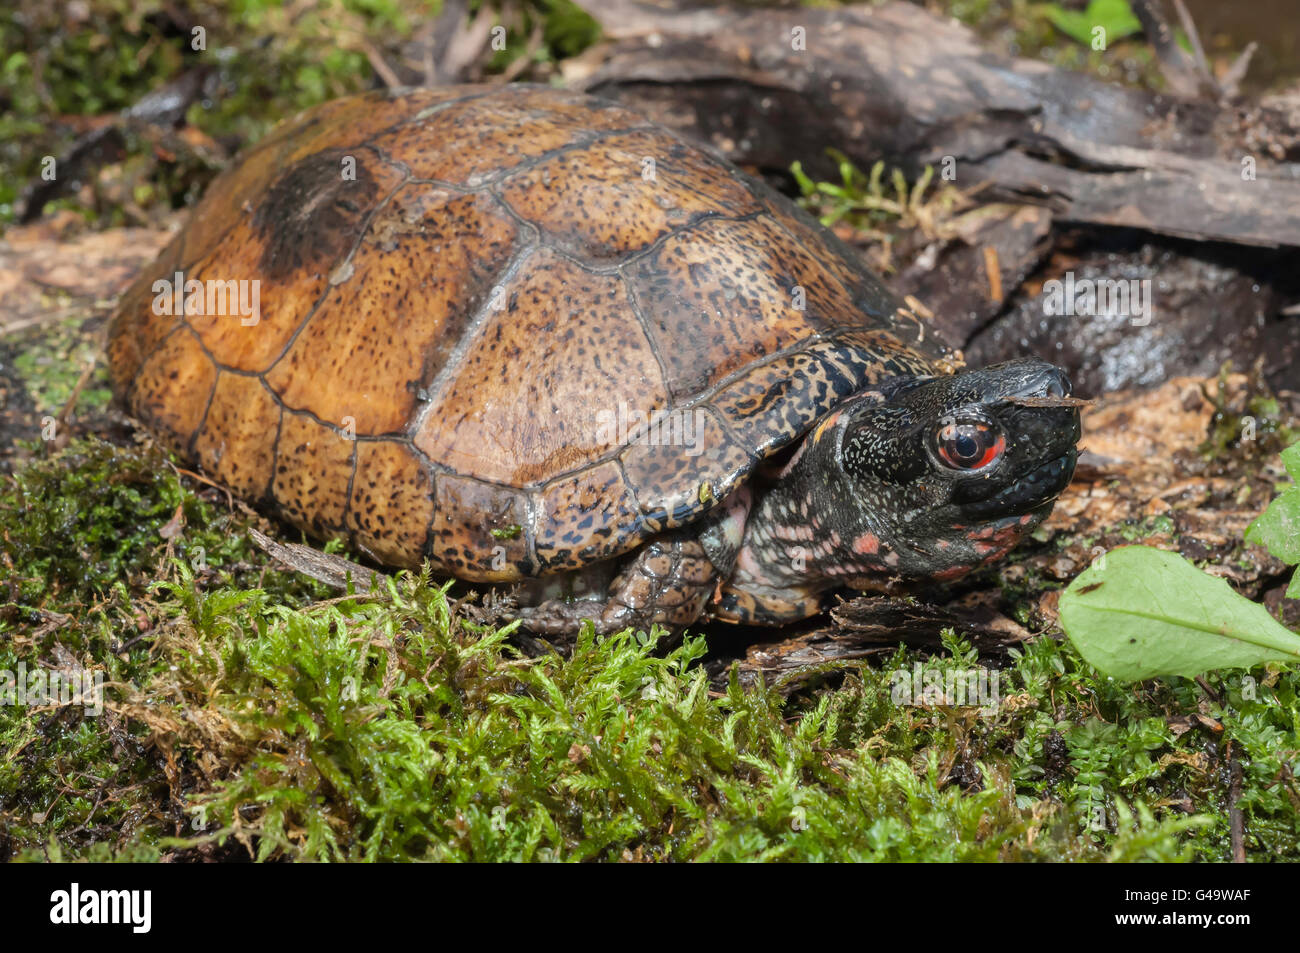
[960, 448, 1078, 518]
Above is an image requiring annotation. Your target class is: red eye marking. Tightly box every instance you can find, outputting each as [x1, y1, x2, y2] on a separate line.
[937, 421, 1004, 470]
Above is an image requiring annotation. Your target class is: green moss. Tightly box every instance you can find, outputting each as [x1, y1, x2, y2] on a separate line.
[792, 154, 964, 234]
[1117, 514, 1176, 542]
[1199, 363, 1298, 461]
[7, 317, 113, 417]
[4, 441, 1296, 861]
[0, 439, 334, 611]
[483, 0, 600, 71]
[0, 669, 171, 862]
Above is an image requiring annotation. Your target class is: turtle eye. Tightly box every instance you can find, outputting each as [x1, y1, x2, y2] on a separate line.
[936, 420, 1004, 470]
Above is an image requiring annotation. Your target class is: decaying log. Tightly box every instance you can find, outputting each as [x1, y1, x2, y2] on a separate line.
[962, 234, 1300, 397]
[572, 0, 1300, 248]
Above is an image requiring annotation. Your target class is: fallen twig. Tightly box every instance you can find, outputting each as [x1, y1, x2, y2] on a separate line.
[248, 528, 390, 595]
[1228, 746, 1247, 863]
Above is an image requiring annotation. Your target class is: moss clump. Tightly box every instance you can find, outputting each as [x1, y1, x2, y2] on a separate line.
[0, 438, 329, 609]
[2, 440, 192, 606]
[5, 316, 114, 419]
[5, 578, 1208, 862]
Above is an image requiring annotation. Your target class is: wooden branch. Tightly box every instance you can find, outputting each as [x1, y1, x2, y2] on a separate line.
[1129, 0, 1208, 98]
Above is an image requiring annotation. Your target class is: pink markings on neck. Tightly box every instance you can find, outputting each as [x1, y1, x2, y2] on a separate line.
[852, 532, 880, 555]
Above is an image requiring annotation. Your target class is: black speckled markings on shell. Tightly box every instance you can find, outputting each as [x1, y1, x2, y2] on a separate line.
[107, 84, 946, 583]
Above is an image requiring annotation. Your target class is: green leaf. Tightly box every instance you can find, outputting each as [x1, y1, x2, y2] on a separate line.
[1282, 442, 1300, 481]
[1045, 0, 1141, 47]
[1247, 487, 1300, 563]
[1059, 546, 1300, 681]
[1245, 442, 1300, 564]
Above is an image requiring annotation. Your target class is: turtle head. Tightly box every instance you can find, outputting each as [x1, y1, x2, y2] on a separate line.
[823, 358, 1081, 584]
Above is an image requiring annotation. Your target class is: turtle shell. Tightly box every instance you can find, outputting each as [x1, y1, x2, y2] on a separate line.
[107, 84, 943, 582]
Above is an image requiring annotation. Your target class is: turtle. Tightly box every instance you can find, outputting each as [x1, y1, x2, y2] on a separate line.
[107, 84, 1081, 637]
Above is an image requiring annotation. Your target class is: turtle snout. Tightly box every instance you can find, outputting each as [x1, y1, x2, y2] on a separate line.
[1008, 361, 1071, 397]
[968, 359, 1073, 402]
[1042, 367, 1071, 399]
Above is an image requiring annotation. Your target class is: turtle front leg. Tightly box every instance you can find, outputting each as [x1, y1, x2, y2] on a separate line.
[519, 535, 719, 638]
[519, 488, 753, 639]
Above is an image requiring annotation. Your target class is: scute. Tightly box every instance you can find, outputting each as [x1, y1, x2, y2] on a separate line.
[533, 461, 645, 573]
[347, 440, 435, 567]
[363, 87, 651, 187]
[131, 329, 216, 455]
[622, 212, 906, 403]
[431, 474, 532, 582]
[185, 151, 410, 375]
[106, 230, 184, 400]
[177, 88, 474, 284]
[193, 372, 281, 498]
[412, 247, 667, 486]
[496, 129, 764, 262]
[266, 184, 518, 434]
[618, 410, 754, 529]
[709, 333, 933, 458]
[107, 84, 946, 580]
[271, 412, 354, 536]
